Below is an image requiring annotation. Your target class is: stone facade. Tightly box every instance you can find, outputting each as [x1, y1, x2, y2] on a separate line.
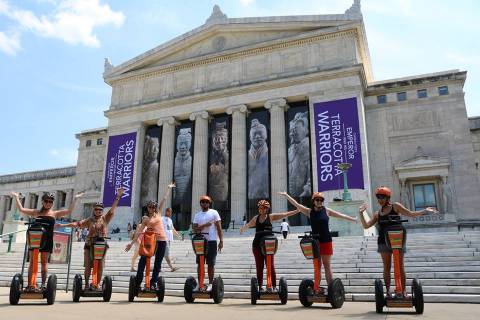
[1, 3, 480, 235]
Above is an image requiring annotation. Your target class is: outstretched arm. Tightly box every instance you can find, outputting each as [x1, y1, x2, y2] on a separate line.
[10, 192, 37, 217]
[269, 209, 299, 222]
[54, 192, 84, 218]
[278, 191, 311, 216]
[393, 202, 438, 218]
[104, 187, 125, 224]
[358, 204, 378, 229]
[240, 216, 257, 234]
[327, 208, 357, 222]
[158, 182, 175, 213]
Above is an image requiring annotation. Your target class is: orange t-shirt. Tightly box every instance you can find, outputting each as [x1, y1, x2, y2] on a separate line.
[144, 215, 167, 241]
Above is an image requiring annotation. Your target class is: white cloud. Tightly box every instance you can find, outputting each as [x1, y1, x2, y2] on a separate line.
[50, 148, 78, 165]
[239, 0, 255, 6]
[0, 0, 124, 50]
[0, 30, 21, 55]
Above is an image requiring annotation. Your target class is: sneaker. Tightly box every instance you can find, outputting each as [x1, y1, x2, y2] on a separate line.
[259, 287, 265, 293]
[206, 284, 212, 292]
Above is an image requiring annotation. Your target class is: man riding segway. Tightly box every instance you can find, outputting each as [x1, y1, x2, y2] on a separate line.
[184, 195, 224, 303]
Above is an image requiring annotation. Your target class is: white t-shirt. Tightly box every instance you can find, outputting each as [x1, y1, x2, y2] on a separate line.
[281, 221, 289, 232]
[193, 209, 221, 241]
[162, 216, 174, 241]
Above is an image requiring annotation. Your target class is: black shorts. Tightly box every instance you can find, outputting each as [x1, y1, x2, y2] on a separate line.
[196, 241, 217, 266]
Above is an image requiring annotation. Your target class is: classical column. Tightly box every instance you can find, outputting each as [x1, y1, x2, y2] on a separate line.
[37, 192, 45, 210]
[23, 192, 31, 209]
[157, 116, 179, 209]
[52, 190, 59, 210]
[265, 98, 289, 213]
[0, 195, 7, 232]
[65, 189, 74, 209]
[190, 111, 210, 217]
[226, 105, 248, 224]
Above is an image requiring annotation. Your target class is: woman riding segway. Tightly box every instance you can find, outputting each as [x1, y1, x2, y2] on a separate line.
[9, 191, 83, 305]
[358, 186, 438, 313]
[56, 187, 124, 302]
[125, 182, 175, 302]
[279, 191, 357, 308]
[240, 200, 298, 296]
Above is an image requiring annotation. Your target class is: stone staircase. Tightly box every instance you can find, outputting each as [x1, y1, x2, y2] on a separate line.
[0, 231, 479, 303]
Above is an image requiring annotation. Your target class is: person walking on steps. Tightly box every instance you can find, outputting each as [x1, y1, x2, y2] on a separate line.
[162, 207, 180, 272]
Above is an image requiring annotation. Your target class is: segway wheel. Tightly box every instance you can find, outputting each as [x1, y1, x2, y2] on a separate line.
[412, 278, 424, 314]
[250, 277, 258, 305]
[328, 278, 345, 309]
[212, 276, 224, 304]
[184, 276, 197, 303]
[156, 276, 165, 303]
[102, 275, 113, 302]
[298, 278, 314, 307]
[9, 273, 22, 305]
[374, 279, 385, 314]
[45, 274, 57, 305]
[128, 275, 136, 302]
[72, 274, 82, 302]
[279, 277, 288, 305]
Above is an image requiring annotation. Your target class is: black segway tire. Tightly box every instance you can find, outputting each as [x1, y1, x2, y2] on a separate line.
[328, 278, 345, 309]
[156, 276, 165, 302]
[250, 277, 258, 305]
[72, 274, 82, 302]
[45, 274, 57, 305]
[374, 279, 384, 314]
[128, 275, 136, 302]
[212, 276, 224, 304]
[279, 277, 288, 305]
[184, 276, 197, 303]
[412, 278, 424, 314]
[9, 273, 22, 305]
[299, 278, 314, 307]
[102, 275, 113, 302]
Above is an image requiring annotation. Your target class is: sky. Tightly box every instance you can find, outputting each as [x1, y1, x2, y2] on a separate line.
[0, 0, 479, 175]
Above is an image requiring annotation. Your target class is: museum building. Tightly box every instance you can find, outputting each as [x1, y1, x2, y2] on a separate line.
[1, 2, 480, 235]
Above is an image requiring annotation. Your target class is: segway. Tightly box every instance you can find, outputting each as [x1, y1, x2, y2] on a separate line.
[72, 237, 112, 302]
[298, 232, 345, 308]
[250, 230, 288, 305]
[375, 216, 424, 314]
[9, 217, 57, 305]
[184, 232, 224, 303]
[128, 230, 165, 302]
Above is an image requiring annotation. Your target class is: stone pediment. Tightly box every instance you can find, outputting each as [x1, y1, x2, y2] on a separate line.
[104, 4, 367, 83]
[394, 147, 450, 180]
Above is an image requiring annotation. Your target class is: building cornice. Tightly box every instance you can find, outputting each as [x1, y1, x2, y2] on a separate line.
[104, 64, 365, 120]
[0, 166, 76, 184]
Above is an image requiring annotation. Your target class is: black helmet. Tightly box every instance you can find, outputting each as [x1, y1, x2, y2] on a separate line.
[146, 200, 158, 208]
[42, 193, 55, 201]
[93, 202, 104, 209]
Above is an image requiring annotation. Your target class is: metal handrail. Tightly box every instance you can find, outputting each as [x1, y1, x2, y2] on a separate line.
[0, 229, 26, 239]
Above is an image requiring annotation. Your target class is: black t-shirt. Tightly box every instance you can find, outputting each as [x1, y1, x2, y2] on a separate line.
[252, 214, 272, 248]
[310, 207, 332, 243]
[377, 205, 404, 245]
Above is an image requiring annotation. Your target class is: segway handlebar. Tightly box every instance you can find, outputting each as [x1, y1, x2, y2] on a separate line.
[255, 230, 281, 236]
[298, 232, 320, 239]
[189, 232, 209, 236]
[378, 217, 408, 225]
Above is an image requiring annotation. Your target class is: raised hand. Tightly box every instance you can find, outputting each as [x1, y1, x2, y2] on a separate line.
[116, 187, 125, 197]
[277, 191, 287, 196]
[74, 192, 85, 199]
[10, 191, 19, 198]
[425, 207, 439, 215]
[358, 203, 367, 213]
[168, 182, 176, 189]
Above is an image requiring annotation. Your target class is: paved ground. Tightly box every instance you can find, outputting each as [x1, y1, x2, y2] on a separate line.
[0, 288, 478, 320]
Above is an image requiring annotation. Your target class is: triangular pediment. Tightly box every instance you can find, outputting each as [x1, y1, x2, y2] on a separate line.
[104, 4, 367, 83]
[395, 154, 451, 172]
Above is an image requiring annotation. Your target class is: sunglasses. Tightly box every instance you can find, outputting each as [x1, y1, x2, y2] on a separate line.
[313, 198, 324, 202]
[147, 205, 156, 209]
[94, 208, 103, 212]
[43, 200, 53, 204]
[376, 195, 388, 200]
[200, 200, 210, 204]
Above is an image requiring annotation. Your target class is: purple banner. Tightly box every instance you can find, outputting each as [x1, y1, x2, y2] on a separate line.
[103, 132, 137, 207]
[313, 97, 364, 191]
